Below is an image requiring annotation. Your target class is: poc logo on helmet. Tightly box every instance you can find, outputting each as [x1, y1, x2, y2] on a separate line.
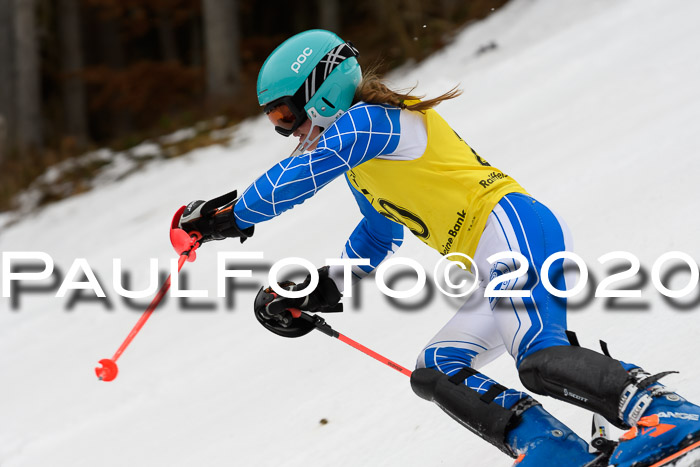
[291, 48, 313, 74]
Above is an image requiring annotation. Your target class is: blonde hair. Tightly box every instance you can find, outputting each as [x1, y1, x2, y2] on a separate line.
[353, 68, 462, 112]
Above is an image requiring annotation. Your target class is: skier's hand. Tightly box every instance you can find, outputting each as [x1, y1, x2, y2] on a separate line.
[177, 189, 254, 244]
[253, 266, 342, 338]
[286, 266, 343, 313]
[253, 282, 315, 338]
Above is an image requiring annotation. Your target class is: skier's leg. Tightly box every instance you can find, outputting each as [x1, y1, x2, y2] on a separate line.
[414, 254, 595, 464]
[411, 367, 598, 465]
[488, 194, 700, 465]
[518, 346, 700, 466]
[480, 193, 573, 366]
[416, 284, 508, 372]
[486, 195, 640, 424]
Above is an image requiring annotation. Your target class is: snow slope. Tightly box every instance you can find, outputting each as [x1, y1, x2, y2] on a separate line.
[2, 0, 700, 465]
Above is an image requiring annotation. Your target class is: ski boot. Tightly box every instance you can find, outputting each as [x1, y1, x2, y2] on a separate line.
[609, 375, 700, 467]
[411, 366, 603, 466]
[507, 404, 598, 466]
[514, 343, 700, 465]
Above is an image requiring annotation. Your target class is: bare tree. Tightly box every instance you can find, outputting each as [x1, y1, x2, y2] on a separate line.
[0, 0, 16, 161]
[189, 13, 202, 67]
[0, 116, 7, 164]
[440, 0, 459, 19]
[58, 0, 88, 149]
[156, 6, 179, 62]
[202, 0, 241, 99]
[13, 0, 42, 155]
[98, 12, 131, 136]
[317, 0, 340, 33]
[370, 0, 419, 60]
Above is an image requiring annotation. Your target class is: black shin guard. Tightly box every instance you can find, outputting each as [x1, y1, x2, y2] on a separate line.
[411, 368, 536, 457]
[518, 345, 632, 429]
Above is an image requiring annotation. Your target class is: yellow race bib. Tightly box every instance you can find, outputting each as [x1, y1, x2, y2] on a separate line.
[347, 105, 527, 260]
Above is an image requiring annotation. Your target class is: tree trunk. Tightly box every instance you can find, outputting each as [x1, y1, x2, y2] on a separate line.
[440, 0, 459, 20]
[0, 0, 16, 162]
[99, 15, 131, 137]
[371, 0, 418, 61]
[189, 14, 202, 67]
[202, 0, 241, 99]
[317, 0, 340, 33]
[58, 0, 88, 149]
[14, 0, 43, 155]
[0, 115, 7, 164]
[156, 9, 179, 62]
[292, 4, 307, 33]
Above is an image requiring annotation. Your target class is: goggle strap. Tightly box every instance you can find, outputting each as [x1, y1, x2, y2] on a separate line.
[290, 130, 324, 158]
[295, 41, 360, 105]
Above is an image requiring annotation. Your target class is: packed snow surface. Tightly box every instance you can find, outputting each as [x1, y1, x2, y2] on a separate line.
[1, 0, 699, 466]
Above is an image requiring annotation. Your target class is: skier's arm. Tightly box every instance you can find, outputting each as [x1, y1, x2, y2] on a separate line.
[233, 104, 401, 229]
[327, 176, 404, 291]
[252, 178, 403, 338]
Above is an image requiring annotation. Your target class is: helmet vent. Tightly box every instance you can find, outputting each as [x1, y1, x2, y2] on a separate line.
[321, 97, 336, 109]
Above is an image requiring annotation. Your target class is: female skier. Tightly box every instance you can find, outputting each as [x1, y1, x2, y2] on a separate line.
[177, 30, 700, 466]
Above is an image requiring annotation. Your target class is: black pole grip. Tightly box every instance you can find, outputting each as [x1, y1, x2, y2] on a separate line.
[201, 189, 239, 215]
[298, 312, 339, 338]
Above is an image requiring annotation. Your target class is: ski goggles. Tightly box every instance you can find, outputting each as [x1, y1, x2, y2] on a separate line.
[264, 96, 307, 137]
[263, 41, 360, 137]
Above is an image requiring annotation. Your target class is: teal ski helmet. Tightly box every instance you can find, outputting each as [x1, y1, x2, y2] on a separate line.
[257, 29, 362, 136]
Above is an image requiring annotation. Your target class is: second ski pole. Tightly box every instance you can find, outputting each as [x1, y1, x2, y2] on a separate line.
[290, 309, 413, 377]
[95, 206, 202, 382]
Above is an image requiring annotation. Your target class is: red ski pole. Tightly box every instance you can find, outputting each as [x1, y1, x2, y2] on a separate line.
[292, 309, 412, 377]
[95, 206, 201, 382]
